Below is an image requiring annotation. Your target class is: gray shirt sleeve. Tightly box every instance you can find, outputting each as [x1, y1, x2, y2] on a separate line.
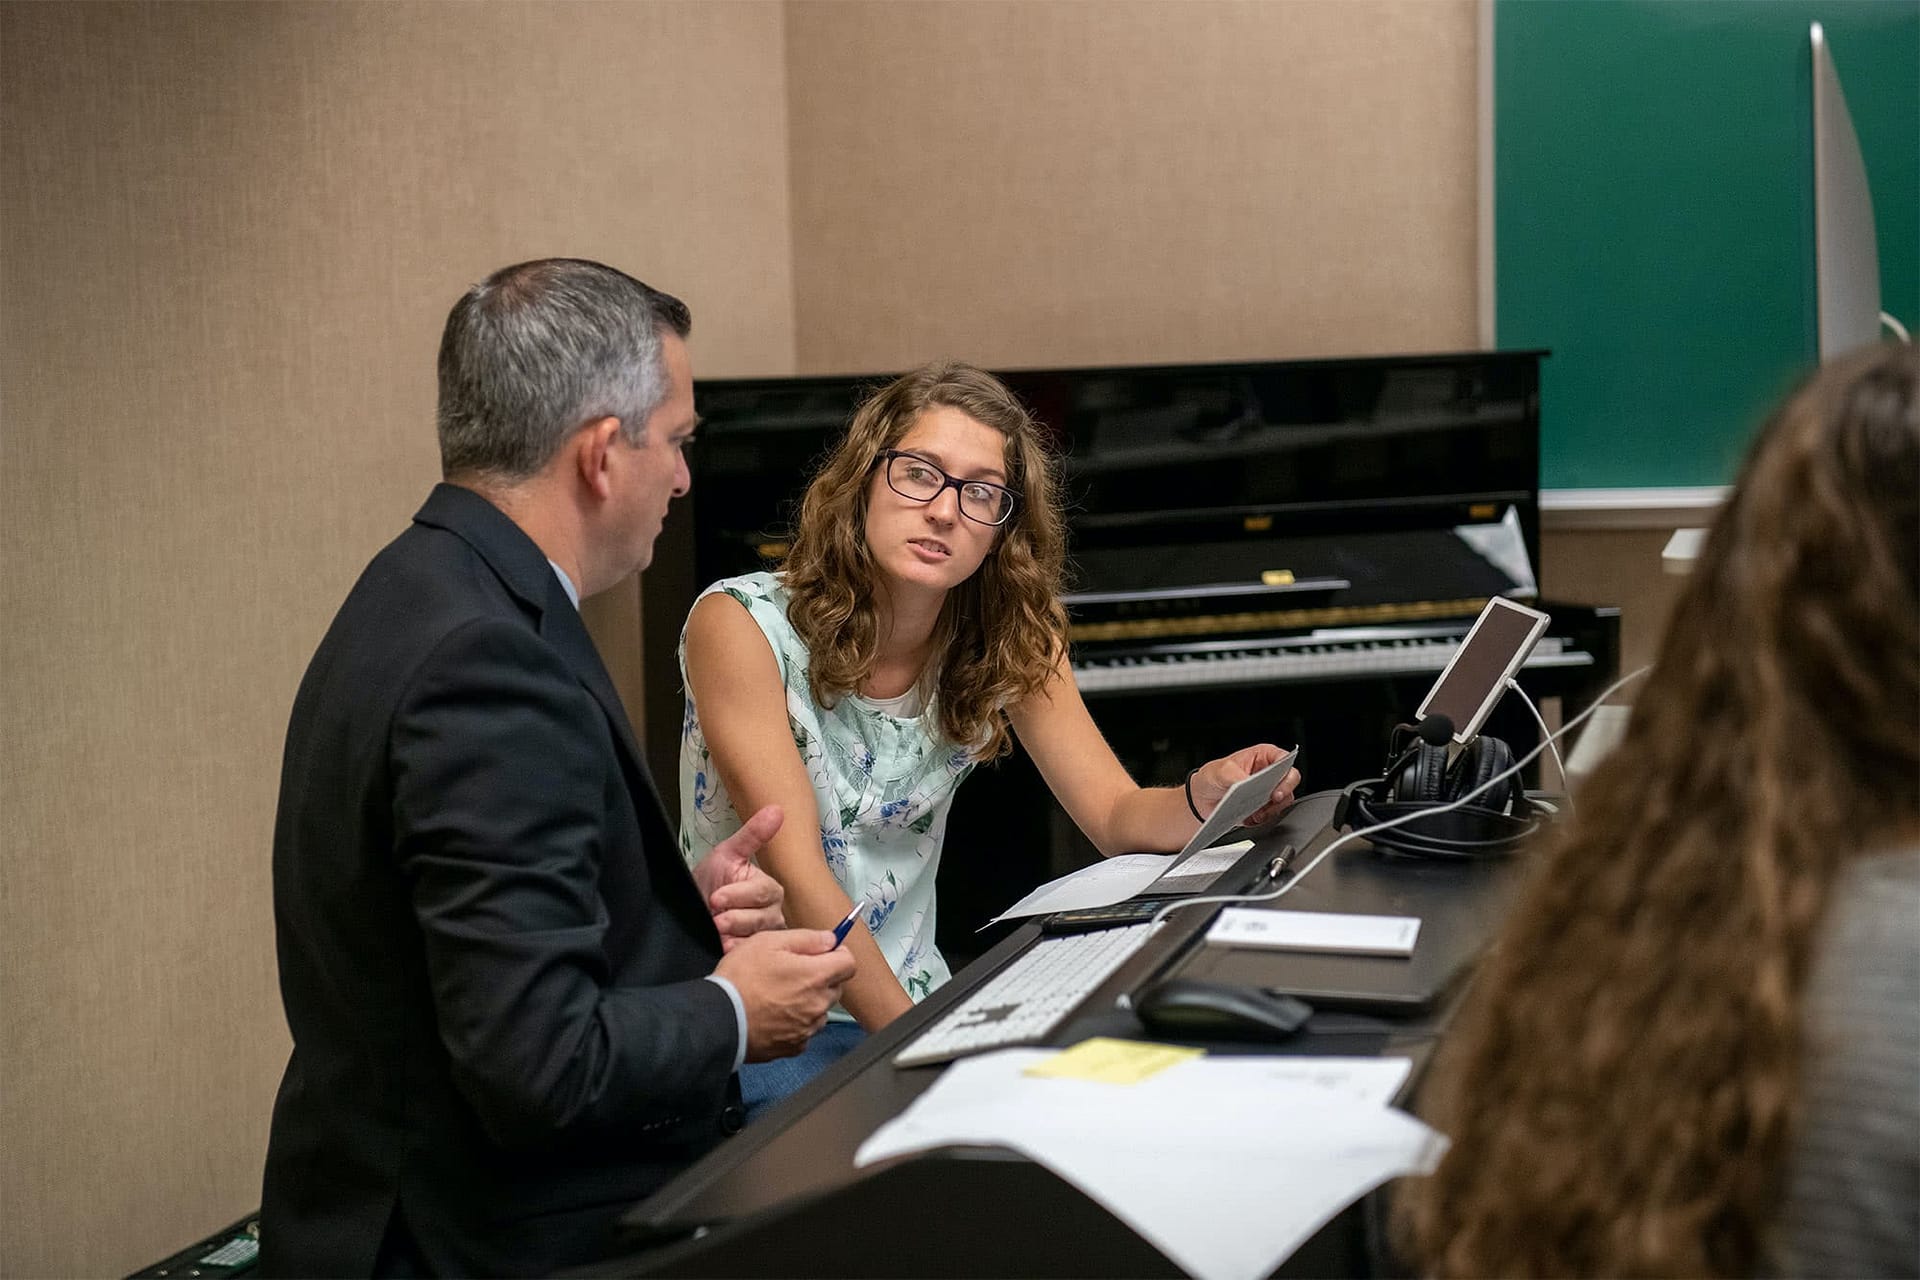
[1777, 849, 1920, 1279]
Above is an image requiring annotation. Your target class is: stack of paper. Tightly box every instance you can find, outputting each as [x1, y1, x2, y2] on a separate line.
[855, 1050, 1444, 1280]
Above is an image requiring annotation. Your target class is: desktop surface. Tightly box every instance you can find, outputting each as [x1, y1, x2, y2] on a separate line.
[597, 791, 1529, 1277]
[1175, 823, 1518, 1013]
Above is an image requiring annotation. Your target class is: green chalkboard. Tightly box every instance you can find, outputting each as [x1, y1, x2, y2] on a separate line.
[1496, 0, 1917, 490]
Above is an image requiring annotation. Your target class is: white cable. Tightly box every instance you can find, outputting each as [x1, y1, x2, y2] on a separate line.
[1147, 664, 1651, 929]
[1505, 675, 1569, 808]
[1881, 311, 1912, 344]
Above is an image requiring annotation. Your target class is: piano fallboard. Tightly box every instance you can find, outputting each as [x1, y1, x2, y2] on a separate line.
[1072, 624, 1593, 697]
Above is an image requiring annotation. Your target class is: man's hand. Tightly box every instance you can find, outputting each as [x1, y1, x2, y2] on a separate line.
[691, 805, 786, 951]
[1193, 744, 1302, 828]
[713, 929, 858, 1062]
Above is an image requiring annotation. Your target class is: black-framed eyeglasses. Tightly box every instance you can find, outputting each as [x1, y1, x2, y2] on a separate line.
[875, 449, 1021, 527]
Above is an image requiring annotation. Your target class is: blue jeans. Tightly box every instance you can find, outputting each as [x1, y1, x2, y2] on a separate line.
[737, 1020, 868, 1123]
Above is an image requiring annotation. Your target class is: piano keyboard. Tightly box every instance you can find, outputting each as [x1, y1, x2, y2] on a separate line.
[1072, 630, 1593, 695]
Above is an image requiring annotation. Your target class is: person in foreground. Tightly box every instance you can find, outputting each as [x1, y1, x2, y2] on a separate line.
[261, 259, 856, 1277]
[1399, 343, 1920, 1278]
[678, 361, 1301, 1113]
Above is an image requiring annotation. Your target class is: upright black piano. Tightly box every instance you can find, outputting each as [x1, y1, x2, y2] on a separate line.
[639, 350, 1617, 962]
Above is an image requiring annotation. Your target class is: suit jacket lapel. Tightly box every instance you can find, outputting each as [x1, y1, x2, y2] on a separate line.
[537, 574, 670, 819]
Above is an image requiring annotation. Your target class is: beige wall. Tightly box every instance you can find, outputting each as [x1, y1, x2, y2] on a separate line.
[1542, 527, 1689, 680]
[786, 0, 1479, 372]
[775, 0, 1676, 768]
[0, 3, 793, 1273]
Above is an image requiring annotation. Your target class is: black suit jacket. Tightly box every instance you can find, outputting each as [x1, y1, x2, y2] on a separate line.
[261, 484, 742, 1277]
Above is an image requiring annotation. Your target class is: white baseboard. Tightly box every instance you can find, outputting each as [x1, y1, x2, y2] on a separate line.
[1541, 486, 1728, 531]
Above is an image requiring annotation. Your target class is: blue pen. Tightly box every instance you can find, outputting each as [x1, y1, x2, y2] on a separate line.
[832, 899, 870, 947]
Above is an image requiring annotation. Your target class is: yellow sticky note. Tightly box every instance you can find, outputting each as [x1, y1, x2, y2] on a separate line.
[1022, 1037, 1203, 1084]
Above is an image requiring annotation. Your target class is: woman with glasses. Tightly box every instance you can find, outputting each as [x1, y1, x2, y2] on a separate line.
[677, 361, 1300, 1113]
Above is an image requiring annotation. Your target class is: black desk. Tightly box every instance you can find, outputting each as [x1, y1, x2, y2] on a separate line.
[593, 792, 1525, 1278]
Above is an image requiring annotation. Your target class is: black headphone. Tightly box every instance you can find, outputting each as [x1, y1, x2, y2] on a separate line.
[1333, 715, 1541, 859]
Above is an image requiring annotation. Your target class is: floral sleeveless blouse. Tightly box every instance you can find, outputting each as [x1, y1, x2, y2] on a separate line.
[678, 571, 976, 1014]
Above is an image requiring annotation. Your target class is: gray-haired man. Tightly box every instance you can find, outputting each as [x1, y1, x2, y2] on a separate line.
[261, 260, 854, 1276]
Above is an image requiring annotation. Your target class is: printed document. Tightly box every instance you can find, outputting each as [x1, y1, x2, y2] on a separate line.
[856, 1049, 1443, 1280]
[985, 746, 1296, 924]
[987, 841, 1254, 924]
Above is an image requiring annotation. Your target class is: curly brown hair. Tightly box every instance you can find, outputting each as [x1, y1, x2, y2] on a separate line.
[1400, 344, 1920, 1277]
[780, 361, 1069, 759]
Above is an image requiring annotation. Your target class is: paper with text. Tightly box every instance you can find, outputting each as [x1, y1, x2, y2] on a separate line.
[856, 1050, 1443, 1280]
[1154, 839, 1253, 882]
[986, 854, 1174, 924]
[985, 840, 1254, 924]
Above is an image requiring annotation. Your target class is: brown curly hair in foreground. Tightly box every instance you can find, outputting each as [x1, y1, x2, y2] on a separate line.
[1399, 343, 1920, 1278]
[781, 362, 1068, 760]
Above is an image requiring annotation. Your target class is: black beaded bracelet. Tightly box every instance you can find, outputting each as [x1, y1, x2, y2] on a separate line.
[1183, 767, 1204, 821]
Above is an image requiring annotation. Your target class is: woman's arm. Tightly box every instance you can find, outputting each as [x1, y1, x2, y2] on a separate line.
[683, 593, 914, 1031]
[1009, 647, 1300, 856]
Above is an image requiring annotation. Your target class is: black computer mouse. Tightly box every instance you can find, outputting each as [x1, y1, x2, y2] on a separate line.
[1134, 977, 1313, 1042]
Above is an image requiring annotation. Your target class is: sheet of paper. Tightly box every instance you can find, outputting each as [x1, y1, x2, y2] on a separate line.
[1207, 907, 1420, 956]
[1023, 1037, 1202, 1084]
[1208, 1055, 1413, 1107]
[985, 853, 1173, 924]
[1173, 747, 1299, 863]
[877, 1050, 1413, 1120]
[1149, 838, 1252, 888]
[855, 1050, 1443, 1280]
[985, 839, 1261, 924]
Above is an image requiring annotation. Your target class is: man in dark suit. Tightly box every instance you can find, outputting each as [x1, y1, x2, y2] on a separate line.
[261, 259, 856, 1277]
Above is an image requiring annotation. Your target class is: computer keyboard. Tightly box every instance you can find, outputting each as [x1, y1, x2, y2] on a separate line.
[893, 922, 1162, 1068]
